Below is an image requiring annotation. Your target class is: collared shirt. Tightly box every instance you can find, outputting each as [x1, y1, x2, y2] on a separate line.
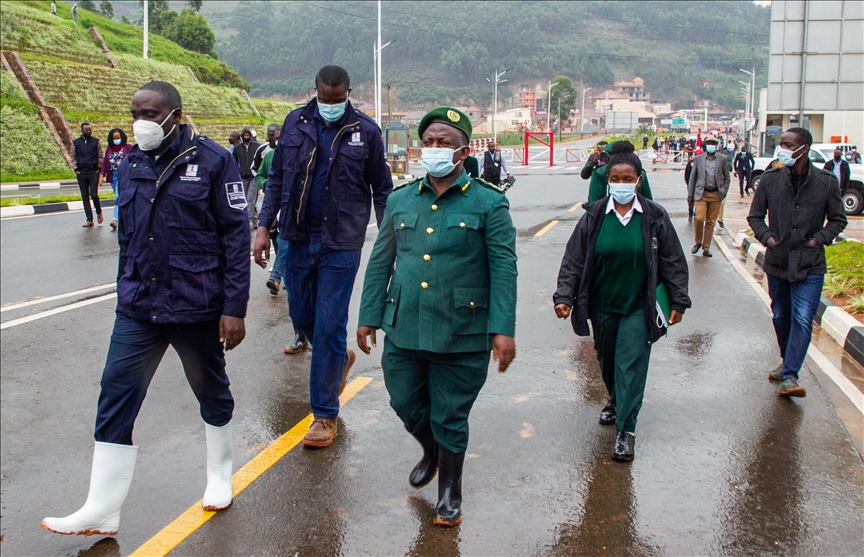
[605, 193, 643, 227]
[305, 115, 339, 235]
[832, 160, 842, 184]
[704, 156, 717, 191]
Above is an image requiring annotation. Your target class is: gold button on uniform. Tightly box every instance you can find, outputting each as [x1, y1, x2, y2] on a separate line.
[400, 222, 405, 228]
[460, 222, 466, 228]
[431, 204, 438, 211]
[421, 282, 428, 289]
[423, 254, 431, 261]
[427, 227, 434, 234]
[470, 301, 475, 307]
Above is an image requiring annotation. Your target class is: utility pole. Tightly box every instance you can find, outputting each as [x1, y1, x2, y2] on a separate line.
[143, 0, 149, 59]
[547, 81, 559, 132]
[580, 86, 592, 134]
[376, 0, 382, 128]
[486, 68, 509, 142]
[387, 83, 391, 127]
[557, 94, 569, 143]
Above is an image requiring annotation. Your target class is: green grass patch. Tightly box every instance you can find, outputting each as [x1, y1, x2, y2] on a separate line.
[0, 170, 76, 183]
[0, 104, 72, 180]
[825, 241, 864, 314]
[1, 192, 114, 207]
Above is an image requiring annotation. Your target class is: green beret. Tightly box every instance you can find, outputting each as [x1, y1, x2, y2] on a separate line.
[418, 107, 472, 141]
[703, 135, 720, 144]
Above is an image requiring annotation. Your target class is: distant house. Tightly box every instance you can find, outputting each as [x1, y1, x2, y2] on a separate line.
[354, 101, 376, 117]
[613, 76, 650, 102]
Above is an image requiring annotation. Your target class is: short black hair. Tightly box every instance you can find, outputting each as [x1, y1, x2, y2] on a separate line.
[315, 65, 350, 90]
[107, 128, 127, 145]
[267, 123, 280, 131]
[138, 80, 182, 110]
[787, 127, 812, 147]
[608, 152, 643, 176]
[609, 140, 636, 155]
[80, 122, 91, 129]
[597, 140, 608, 146]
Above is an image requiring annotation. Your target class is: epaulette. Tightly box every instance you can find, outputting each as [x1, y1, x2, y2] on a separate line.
[475, 177, 504, 193]
[195, 134, 226, 155]
[393, 177, 421, 191]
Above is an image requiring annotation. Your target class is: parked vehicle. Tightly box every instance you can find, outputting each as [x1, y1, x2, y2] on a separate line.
[751, 144, 863, 215]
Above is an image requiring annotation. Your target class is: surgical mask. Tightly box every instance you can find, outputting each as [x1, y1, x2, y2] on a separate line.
[133, 108, 177, 151]
[421, 147, 459, 177]
[609, 182, 638, 204]
[705, 145, 716, 154]
[318, 100, 347, 123]
[113, 138, 122, 146]
[777, 145, 805, 167]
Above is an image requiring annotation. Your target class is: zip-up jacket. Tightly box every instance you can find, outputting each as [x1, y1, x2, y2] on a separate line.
[554, 194, 691, 344]
[115, 126, 250, 324]
[258, 99, 393, 250]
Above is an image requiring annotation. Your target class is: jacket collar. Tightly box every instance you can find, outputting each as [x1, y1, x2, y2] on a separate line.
[418, 169, 471, 196]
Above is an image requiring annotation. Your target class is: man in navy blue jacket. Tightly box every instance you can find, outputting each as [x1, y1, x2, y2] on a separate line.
[42, 81, 250, 537]
[254, 65, 393, 448]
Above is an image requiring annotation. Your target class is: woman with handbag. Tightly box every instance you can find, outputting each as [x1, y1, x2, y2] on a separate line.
[553, 151, 691, 461]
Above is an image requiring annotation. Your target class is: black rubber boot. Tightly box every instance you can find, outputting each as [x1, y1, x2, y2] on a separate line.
[434, 447, 465, 527]
[409, 427, 438, 489]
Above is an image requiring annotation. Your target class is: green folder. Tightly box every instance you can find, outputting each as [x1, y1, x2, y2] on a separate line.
[655, 282, 672, 328]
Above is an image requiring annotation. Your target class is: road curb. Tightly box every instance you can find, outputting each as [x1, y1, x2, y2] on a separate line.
[1, 180, 78, 191]
[733, 231, 864, 369]
[1, 199, 115, 218]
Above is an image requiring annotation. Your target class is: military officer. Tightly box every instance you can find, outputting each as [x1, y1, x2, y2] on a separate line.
[357, 107, 518, 527]
[42, 81, 250, 536]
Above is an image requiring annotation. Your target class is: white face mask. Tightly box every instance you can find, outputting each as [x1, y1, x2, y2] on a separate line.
[420, 147, 460, 177]
[609, 181, 639, 204]
[133, 108, 178, 151]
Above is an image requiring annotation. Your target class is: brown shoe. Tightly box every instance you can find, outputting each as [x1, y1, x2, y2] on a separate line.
[339, 348, 356, 396]
[302, 417, 337, 448]
[97, 213, 104, 224]
[82, 221, 94, 228]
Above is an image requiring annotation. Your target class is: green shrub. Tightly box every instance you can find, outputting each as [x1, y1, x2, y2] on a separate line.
[0, 105, 73, 180]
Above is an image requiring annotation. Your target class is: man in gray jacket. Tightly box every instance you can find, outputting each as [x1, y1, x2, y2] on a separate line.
[747, 128, 846, 398]
[687, 135, 730, 257]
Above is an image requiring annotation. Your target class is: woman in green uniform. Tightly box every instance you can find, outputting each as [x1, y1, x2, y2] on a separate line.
[554, 151, 690, 461]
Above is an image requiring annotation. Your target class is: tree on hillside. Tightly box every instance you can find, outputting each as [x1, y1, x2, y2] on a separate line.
[550, 76, 577, 121]
[163, 9, 217, 57]
[187, 0, 203, 11]
[79, 0, 98, 12]
[99, 1, 114, 19]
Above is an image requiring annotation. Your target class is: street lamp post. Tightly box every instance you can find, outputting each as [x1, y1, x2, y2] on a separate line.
[738, 80, 751, 132]
[143, 0, 149, 59]
[739, 67, 755, 148]
[373, 39, 395, 127]
[486, 68, 509, 142]
[580, 86, 592, 134]
[557, 94, 570, 143]
[547, 81, 559, 132]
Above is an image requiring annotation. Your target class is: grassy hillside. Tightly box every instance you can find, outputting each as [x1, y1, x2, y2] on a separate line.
[0, 0, 296, 182]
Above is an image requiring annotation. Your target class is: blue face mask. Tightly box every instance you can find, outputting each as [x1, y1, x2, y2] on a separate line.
[609, 181, 638, 204]
[421, 147, 460, 177]
[705, 145, 716, 154]
[318, 100, 347, 123]
[777, 145, 805, 166]
[113, 138, 122, 146]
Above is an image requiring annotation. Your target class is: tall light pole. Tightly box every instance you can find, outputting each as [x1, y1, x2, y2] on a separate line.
[739, 67, 755, 146]
[547, 81, 559, 132]
[373, 39, 395, 127]
[738, 80, 751, 129]
[557, 93, 570, 142]
[580, 86, 592, 134]
[486, 68, 509, 142]
[143, 0, 149, 59]
[377, 0, 382, 128]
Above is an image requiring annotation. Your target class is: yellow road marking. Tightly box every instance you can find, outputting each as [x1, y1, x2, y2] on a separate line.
[130, 376, 374, 557]
[534, 220, 559, 237]
[568, 202, 582, 213]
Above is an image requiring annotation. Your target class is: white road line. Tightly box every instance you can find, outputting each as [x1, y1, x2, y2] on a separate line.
[715, 235, 863, 414]
[1, 283, 115, 312]
[1, 293, 117, 330]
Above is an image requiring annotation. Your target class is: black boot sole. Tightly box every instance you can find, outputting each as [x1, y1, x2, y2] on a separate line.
[410, 466, 438, 490]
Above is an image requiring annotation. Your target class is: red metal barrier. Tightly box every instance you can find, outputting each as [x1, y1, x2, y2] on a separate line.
[525, 131, 554, 167]
[512, 148, 525, 165]
[565, 149, 582, 163]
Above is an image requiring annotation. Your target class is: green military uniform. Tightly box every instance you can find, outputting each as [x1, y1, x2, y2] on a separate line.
[358, 166, 517, 452]
[464, 155, 480, 179]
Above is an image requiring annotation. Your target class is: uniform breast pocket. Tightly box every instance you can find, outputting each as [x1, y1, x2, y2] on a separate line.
[168, 253, 222, 312]
[444, 214, 481, 250]
[452, 287, 489, 335]
[167, 182, 211, 230]
[393, 213, 418, 252]
[338, 146, 369, 184]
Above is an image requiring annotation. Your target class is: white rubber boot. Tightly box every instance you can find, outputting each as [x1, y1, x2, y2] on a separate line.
[202, 421, 233, 511]
[41, 442, 138, 536]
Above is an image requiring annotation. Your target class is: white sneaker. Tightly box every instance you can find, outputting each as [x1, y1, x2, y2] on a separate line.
[203, 421, 233, 511]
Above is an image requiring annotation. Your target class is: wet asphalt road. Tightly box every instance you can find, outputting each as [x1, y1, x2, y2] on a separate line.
[1, 163, 863, 556]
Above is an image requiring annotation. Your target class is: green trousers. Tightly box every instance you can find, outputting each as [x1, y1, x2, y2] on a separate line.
[590, 308, 652, 433]
[382, 336, 490, 453]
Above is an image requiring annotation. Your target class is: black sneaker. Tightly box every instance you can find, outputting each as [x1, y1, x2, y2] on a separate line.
[718, 221, 725, 229]
[612, 432, 635, 461]
[691, 244, 701, 255]
[702, 249, 713, 257]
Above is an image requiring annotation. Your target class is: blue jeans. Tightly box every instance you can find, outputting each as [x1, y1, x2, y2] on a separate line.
[767, 273, 824, 381]
[270, 236, 289, 285]
[111, 171, 119, 221]
[94, 314, 233, 445]
[285, 238, 362, 418]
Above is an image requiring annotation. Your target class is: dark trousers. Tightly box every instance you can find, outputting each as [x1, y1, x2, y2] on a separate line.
[94, 315, 233, 445]
[285, 238, 362, 418]
[590, 309, 652, 433]
[77, 171, 101, 222]
[382, 336, 490, 453]
[767, 274, 824, 381]
[738, 171, 751, 195]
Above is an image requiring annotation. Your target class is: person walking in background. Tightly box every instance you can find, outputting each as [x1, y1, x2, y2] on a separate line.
[253, 65, 393, 449]
[73, 122, 103, 228]
[480, 140, 510, 186]
[554, 151, 690, 461]
[51, 0, 57, 15]
[233, 127, 261, 228]
[684, 150, 699, 222]
[642, 134, 648, 150]
[580, 140, 608, 180]
[227, 131, 240, 156]
[99, 128, 133, 231]
[687, 135, 729, 257]
[733, 144, 755, 197]
[252, 124, 280, 180]
[588, 141, 653, 203]
[823, 148, 850, 195]
[71, 2, 78, 22]
[747, 128, 847, 398]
